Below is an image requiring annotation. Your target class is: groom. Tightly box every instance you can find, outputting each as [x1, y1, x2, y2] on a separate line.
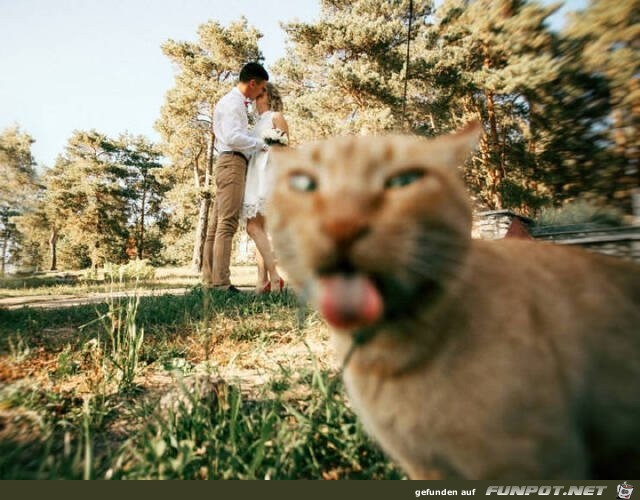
[202, 62, 269, 291]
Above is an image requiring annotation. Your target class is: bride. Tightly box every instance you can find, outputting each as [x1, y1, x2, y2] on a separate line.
[241, 82, 288, 293]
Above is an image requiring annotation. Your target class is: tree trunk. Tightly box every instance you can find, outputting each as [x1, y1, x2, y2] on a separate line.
[193, 158, 201, 188]
[49, 228, 58, 271]
[0, 234, 6, 276]
[484, 89, 503, 209]
[138, 189, 146, 259]
[192, 199, 210, 272]
[479, 138, 498, 210]
[191, 130, 216, 271]
[480, 43, 504, 210]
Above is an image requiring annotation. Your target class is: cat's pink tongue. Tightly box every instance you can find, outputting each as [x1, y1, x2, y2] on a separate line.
[318, 275, 383, 330]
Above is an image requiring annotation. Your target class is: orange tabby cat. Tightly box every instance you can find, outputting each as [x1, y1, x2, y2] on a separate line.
[266, 123, 640, 479]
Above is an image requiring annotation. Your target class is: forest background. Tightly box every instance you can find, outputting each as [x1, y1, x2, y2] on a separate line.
[1, 0, 638, 274]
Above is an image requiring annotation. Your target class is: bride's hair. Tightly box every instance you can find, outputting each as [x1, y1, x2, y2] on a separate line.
[265, 83, 283, 112]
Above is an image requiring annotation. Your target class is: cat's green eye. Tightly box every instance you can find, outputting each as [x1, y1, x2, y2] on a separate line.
[384, 170, 425, 189]
[289, 173, 318, 193]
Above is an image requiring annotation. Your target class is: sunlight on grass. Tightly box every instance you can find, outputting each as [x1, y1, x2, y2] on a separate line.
[0, 265, 196, 298]
[0, 269, 401, 479]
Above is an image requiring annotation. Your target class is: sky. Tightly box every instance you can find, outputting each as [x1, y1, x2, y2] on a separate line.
[1, 0, 586, 169]
[0, 0, 320, 168]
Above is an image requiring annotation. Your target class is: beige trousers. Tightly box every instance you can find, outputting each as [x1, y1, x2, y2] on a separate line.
[202, 154, 247, 287]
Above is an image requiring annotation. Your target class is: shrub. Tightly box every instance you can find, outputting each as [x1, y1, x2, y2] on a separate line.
[534, 199, 624, 228]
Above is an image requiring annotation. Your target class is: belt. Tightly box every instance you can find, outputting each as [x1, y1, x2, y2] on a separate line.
[219, 151, 249, 163]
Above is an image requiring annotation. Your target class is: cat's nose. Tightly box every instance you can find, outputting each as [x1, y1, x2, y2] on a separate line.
[321, 215, 370, 247]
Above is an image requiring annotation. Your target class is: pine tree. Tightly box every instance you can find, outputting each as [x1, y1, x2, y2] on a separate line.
[565, 0, 639, 211]
[16, 131, 166, 271]
[116, 134, 167, 260]
[525, 35, 614, 208]
[414, 0, 562, 210]
[0, 126, 37, 274]
[275, 0, 434, 142]
[42, 131, 130, 269]
[13, 186, 57, 271]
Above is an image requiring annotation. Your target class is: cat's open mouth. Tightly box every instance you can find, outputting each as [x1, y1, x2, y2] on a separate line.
[316, 274, 383, 331]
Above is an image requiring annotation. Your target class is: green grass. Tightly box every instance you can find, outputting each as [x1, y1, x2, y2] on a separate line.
[0, 273, 401, 480]
[107, 370, 400, 479]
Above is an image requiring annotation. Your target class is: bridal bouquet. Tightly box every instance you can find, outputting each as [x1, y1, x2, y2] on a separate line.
[262, 128, 288, 146]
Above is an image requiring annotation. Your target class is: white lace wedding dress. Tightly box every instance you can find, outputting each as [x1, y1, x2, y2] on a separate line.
[241, 110, 276, 221]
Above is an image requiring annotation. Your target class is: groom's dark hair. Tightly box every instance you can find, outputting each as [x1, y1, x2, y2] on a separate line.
[239, 62, 269, 83]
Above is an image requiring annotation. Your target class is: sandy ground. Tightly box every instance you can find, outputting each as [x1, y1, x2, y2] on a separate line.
[0, 288, 195, 310]
[0, 266, 266, 310]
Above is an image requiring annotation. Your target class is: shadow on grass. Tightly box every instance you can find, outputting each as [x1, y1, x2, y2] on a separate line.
[0, 288, 302, 353]
[0, 274, 79, 291]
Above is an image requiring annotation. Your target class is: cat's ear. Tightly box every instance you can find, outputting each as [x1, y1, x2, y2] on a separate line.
[453, 120, 483, 151]
[435, 120, 483, 168]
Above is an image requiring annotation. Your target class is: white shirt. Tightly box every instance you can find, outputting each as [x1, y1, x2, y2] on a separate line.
[213, 87, 263, 158]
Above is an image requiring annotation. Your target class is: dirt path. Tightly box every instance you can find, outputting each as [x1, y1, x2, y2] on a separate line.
[0, 266, 262, 310]
[0, 287, 197, 310]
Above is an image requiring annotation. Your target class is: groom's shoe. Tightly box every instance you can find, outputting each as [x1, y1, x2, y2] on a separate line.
[208, 284, 242, 293]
